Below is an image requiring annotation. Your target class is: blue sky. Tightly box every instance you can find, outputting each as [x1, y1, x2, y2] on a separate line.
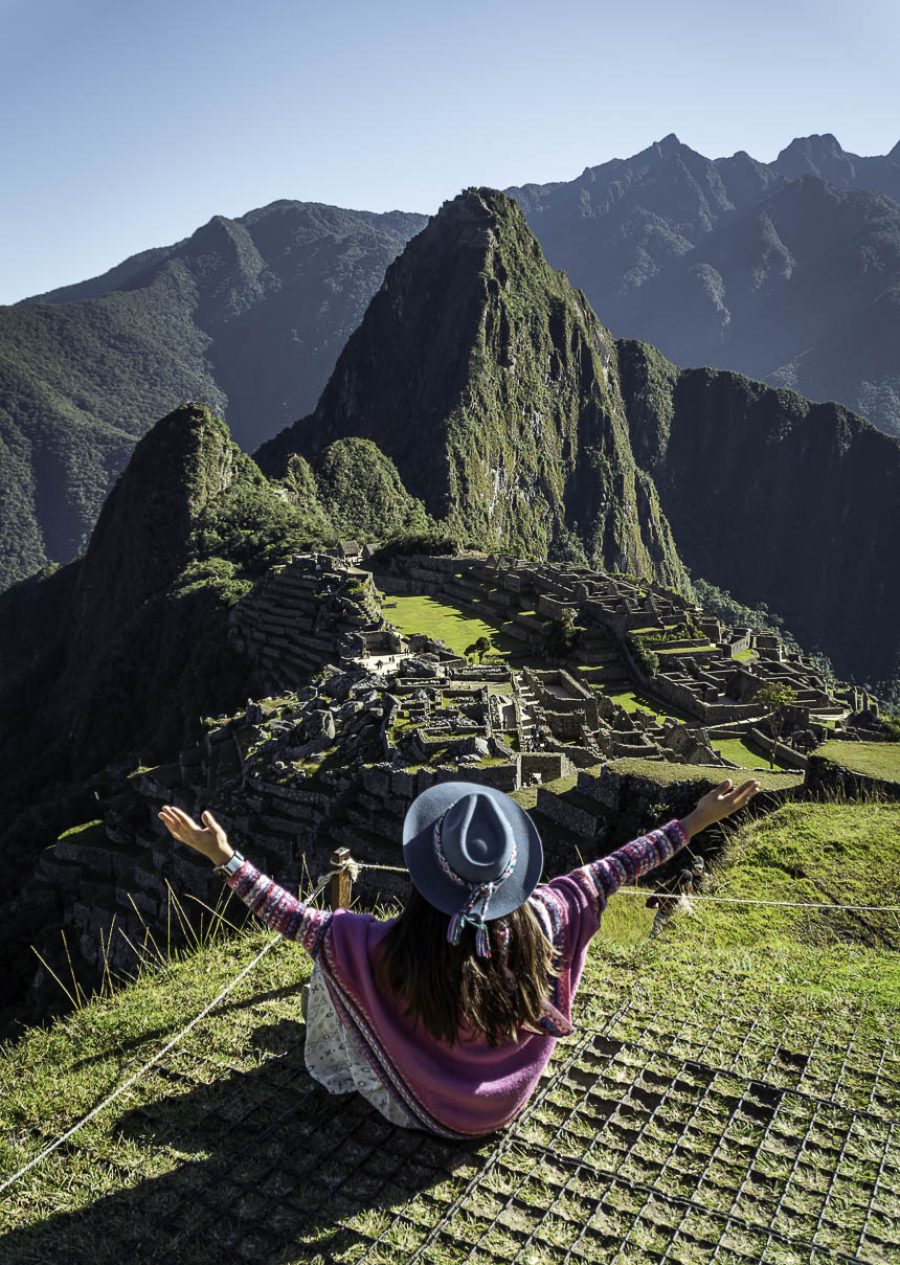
[2, 0, 898, 303]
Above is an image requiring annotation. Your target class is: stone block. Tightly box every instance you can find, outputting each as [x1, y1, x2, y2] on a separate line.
[576, 770, 621, 811]
[390, 770, 417, 798]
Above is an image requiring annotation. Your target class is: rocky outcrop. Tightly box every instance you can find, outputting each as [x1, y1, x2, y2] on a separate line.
[0, 405, 287, 813]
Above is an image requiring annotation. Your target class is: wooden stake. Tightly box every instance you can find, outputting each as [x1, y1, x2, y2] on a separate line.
[330, 847, 353, 910]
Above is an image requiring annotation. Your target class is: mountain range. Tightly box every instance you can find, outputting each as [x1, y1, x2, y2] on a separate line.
[3, 133, 900, 597]
[256, 188, 900, 695]
[510, 134, 900, 439]
[0, 204, 426, 589]
[254, 189, 687, 590]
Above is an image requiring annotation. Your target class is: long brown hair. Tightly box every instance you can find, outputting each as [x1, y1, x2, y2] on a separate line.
[374, 884, 558, 1046]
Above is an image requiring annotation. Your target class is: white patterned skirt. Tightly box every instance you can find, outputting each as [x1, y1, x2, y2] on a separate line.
[303, 961, 420, 1129]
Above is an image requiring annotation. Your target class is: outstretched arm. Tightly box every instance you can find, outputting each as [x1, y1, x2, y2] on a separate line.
[583, 777, 761, 913]
[220, 857, 332, 955]
[584, 818, 690, 913]
[158, 804, 332, 955]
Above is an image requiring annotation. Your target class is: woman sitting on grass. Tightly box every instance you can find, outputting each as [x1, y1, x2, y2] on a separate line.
[158, 776, 759, 1139]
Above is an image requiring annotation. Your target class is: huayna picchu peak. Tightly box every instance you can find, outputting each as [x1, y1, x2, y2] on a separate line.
[5, 135, 900, 598]
[254, 187, 689, 590]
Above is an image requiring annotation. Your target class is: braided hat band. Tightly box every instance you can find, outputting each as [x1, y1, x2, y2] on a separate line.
[432, 810, 518, 959]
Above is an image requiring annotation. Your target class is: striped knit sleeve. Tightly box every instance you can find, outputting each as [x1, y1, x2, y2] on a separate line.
[222, 859, 332, 956]
[581, 818, 691, 916]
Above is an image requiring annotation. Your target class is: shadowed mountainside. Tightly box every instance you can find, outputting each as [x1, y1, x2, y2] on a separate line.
[617, 338, 900, 687]
[0, 202, 426, 589]
[0, 402, 313, 812]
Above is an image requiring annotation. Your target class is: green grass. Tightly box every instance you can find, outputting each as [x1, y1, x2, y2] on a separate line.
[57, 819, 103, 841]
[604, 692, 797, 772]
[386, 593, 549, 667]
[812, 739, 900, 783]
[606, 690, 695, 725]
[386, 594, 509, 659]
[596, 799, 900, 1005]
[655, 643, 718, 654]
[0, 800, 896, 1263]
[710, 735, 794, 771]
[601, 756, 803, 791]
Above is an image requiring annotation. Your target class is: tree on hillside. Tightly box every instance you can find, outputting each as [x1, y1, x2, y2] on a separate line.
[754, 681, 799, 767]
[464, 635, 493, 663]
[543, 609, 580, 659]
[626, 632, 660, 679]
[549, 523, 588, 567]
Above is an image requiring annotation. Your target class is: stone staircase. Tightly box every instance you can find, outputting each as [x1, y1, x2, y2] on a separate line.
[516, 676, 539, 750]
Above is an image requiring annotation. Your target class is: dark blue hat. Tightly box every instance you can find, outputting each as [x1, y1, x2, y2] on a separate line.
[402, 782, 544, 956]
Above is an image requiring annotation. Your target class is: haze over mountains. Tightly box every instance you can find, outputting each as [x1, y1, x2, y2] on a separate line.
[510, 134, 900, 440]
[0, 205, 426, 588]
[3, 132, 900, 598]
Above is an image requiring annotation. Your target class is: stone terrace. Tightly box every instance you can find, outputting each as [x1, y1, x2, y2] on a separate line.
[227, 555, 383, 696]
[372, 553, 869, 773]
[32, 661, 805, 1012]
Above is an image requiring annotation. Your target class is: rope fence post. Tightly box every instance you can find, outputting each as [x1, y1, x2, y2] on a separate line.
[330, 847, 354, 910]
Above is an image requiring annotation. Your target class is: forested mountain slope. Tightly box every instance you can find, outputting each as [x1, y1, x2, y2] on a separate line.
[0, 202, 426, 589]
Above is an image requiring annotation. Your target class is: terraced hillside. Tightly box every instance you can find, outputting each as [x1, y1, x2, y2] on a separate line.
[372, 553, 859, 775]
[1, 799, 896, 1264]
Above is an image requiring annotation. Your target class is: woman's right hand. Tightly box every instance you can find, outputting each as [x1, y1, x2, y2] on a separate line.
[683, 777, 761, 837]
[158, 804, 234, 866]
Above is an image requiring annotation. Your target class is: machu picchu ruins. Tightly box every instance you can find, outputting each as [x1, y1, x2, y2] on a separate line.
[17, 543, 896, 1026]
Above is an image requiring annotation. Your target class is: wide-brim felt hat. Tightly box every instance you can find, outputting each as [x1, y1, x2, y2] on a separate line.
[402, 781, 544, 922]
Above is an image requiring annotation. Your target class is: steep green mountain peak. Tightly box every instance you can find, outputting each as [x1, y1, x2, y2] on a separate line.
[254, 187, 688, 587]
[313, 437, 431, 538]
[70, 401, 244, 651]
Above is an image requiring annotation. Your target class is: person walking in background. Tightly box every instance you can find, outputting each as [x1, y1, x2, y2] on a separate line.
[646, 855, 705, 938]
[158, 777, 760, 1139]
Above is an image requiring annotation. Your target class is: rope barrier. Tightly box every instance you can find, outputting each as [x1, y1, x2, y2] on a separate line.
[0, 869, 333, 1198]
[617, 889, 900, 913]
[352, 861, 900, 913]
[5, 843, 894, 1195]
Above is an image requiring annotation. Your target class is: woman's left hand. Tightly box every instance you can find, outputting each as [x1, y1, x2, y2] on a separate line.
[158, 804, 234, 865]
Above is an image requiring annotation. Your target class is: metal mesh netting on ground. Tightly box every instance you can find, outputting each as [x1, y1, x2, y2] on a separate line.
[0, 984, 896, 1265]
